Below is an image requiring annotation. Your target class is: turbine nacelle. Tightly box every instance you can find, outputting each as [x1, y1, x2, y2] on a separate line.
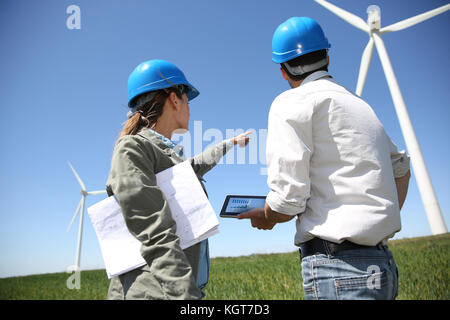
[367, 5, 381, 31]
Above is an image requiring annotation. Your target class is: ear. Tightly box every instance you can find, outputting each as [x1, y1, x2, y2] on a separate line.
[280, 67, 289, 81]
[168, 92, 180, 110]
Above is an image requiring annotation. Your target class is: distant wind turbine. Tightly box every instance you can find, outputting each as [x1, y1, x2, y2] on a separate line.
[314, 0, 449, 234]
[67, 161, 107, 271]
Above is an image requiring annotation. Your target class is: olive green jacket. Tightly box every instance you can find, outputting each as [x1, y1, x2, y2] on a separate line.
[105, 128, 232, 300]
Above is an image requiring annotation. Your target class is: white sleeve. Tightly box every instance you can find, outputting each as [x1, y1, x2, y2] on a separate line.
[265, 96, 313, 215]
[387, 136, 410, 178]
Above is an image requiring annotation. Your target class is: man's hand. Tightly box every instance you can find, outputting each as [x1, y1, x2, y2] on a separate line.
[237, 208, 276, 230]
[237, 203, 296, 230]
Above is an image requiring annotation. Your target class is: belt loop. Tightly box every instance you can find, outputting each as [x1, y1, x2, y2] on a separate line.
[323, 239, 333, 256]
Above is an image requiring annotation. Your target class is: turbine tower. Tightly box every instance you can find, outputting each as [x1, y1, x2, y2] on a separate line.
[314, 0, 449, 234]
[67, 162, 107, 271]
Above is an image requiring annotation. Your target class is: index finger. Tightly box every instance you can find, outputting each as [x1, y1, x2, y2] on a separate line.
[236, 211, 250, 219]
[237, 208, 263, 219]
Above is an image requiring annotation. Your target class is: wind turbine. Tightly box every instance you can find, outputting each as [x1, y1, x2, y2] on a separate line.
[314, 0, 449, 235]
[67, 161, 107, 271]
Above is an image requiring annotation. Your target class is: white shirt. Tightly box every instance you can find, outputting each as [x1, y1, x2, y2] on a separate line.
[266, 71, 410, 246]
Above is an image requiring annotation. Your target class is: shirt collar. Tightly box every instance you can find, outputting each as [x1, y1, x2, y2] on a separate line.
[148, 128, 177, 149]
[301, 70, 332, 86]
[138, 128, 185, 158]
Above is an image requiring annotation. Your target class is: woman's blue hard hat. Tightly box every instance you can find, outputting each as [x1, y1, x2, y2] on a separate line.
[128, 59, 199, 109]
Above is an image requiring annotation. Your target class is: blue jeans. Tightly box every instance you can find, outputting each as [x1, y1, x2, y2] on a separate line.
[197, 239, 210, 298]
[301, 244, 398, 300]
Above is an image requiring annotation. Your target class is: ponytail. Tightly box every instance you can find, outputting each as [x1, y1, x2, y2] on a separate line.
[119, 112, 144, 138]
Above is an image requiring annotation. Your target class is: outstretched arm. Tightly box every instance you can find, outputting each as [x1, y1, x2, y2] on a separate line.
[189, 131, 252, 177]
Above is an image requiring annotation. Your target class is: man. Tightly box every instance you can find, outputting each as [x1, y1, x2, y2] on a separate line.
[238, 17, 411, 300]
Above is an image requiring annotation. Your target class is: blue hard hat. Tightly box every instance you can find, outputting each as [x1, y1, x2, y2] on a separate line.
[272, 17, 331, 64]
[128, 59, 199, 108]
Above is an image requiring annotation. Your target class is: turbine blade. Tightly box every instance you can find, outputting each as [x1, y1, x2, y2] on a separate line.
[356, 37, 375, 96]
[381, 4, 450, 34]
[68, 161, 86, 191]
[315, 0, 369, 33]
[87, 190, 107, 195]
[67, 198, 82, 232]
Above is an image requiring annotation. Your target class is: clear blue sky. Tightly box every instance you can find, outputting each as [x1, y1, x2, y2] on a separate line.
[0, 0, 448, 278]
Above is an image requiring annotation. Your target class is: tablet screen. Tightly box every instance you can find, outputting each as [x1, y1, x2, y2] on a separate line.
[220, 195, 266, 218]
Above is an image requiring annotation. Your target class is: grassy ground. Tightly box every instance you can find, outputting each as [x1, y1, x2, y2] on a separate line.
[0, 233, 448, 300]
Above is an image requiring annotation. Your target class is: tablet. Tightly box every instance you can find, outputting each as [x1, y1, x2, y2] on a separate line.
[219, 195, 266, 218]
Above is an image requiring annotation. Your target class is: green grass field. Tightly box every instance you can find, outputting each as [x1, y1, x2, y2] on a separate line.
[1, 233, 448, 300]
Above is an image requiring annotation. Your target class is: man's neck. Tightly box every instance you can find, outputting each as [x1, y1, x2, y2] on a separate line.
[288, 78, 303, 88]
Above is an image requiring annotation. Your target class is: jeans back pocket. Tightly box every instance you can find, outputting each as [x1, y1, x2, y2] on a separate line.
[334, 270, 389, 300]
[302, 282, 317, 300]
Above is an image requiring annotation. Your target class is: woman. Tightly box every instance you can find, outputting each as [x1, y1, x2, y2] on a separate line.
[106, 59, 250, 300]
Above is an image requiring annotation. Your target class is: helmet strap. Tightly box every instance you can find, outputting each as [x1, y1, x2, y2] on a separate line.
[282, 57, 328, 76]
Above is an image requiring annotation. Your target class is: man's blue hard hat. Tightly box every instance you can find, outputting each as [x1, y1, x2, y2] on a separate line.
[272, 17, 331, 64]
[128, 59, 199, 109]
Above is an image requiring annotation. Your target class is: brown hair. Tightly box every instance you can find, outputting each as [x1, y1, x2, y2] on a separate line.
[119, 86, 184, 138]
